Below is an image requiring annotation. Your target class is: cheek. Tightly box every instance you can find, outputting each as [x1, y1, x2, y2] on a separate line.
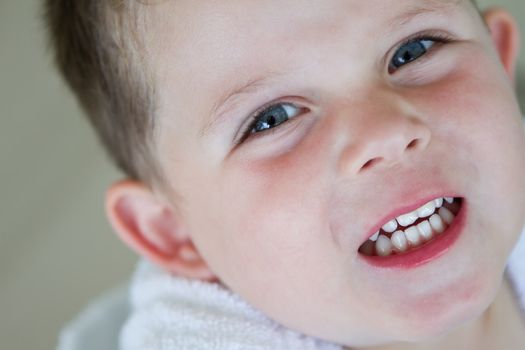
[219, 151, 331, 273]
[218, 121, 337, 253]
[190, 132, 353, 318]
[421, 45, 525, 248]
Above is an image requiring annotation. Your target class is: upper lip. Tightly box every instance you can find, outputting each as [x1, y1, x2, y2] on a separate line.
[359, 191, 460, 246]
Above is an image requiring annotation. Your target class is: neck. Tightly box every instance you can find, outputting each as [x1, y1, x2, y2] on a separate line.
[346, 276, 525, 350]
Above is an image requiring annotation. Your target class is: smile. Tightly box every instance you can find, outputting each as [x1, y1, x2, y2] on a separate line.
[358, 197, 466, 268]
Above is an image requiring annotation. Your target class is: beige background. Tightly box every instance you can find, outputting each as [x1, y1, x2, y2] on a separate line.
[1, 1, 524, 349]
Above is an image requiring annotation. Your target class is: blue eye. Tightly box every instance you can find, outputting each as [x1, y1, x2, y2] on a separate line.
[242, 103, 302, 139]
[389, 38, 436, 72]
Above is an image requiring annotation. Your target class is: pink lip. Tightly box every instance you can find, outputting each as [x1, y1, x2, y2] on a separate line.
[360, 193, 459, 244]
[359, 198, 467, 269]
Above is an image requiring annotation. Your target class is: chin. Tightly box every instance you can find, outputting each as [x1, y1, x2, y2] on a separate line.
[401, 274, 502, 343]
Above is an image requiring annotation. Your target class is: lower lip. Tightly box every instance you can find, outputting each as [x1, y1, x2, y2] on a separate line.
[358, 199, 467, 269]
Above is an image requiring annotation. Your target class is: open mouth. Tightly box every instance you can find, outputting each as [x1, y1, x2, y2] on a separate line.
[358, 197, 464, 259]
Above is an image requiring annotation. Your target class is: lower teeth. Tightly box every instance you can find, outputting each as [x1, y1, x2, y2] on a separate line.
[359, 198, 461, 257]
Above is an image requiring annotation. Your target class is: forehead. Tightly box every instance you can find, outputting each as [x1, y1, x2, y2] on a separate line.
[144, 0, 466, 53]
[145, 0, 465, 61]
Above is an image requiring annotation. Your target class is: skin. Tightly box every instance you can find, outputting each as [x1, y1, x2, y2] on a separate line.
[106, 0, 525, 348]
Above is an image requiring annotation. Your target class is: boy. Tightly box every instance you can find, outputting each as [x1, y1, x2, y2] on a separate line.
[46, 0, 525, 349]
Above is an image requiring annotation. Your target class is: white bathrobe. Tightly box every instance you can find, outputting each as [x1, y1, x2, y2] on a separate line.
[57, 226, 525, 350]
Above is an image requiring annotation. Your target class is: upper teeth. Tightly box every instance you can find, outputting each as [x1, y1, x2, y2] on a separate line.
[370, 197, 452, 240]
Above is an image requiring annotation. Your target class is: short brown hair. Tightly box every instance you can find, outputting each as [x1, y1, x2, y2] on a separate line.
[44, 1, 163, 188]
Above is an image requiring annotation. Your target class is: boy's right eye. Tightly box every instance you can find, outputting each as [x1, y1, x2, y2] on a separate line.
[236, 103, 306, 144]
[250, 104, 300, 133]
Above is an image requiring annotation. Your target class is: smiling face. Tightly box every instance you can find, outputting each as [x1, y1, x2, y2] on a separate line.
[134, 0, 525, 347]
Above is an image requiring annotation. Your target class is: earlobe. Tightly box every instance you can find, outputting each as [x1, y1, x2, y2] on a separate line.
[483, 7, 521, 83]
[105, 179, 217, 282]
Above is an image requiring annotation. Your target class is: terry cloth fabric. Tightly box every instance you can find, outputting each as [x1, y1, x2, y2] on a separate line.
[119, 260, 343, 350]
[506, 223, 525, 317]
[57, 285, 129, 350]
[57, 225, 525, 350]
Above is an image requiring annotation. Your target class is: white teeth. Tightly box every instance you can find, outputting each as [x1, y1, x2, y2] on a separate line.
[396, 212, 419, 227]
[438, 207, 454, 225]
[416, 200, 436, 218]
[416, 220, 433, 241]
[382, 219, 398, 233]
[394, 197, 445, 227]
[391, 230, 408, 252]
[429, 213, 445, 234]
[404, 226, 422, 246]
[362, 197, 459, 257]
[375, 235, 393, 256]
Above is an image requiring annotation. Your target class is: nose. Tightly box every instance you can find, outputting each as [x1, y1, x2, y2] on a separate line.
[337, 109, 431, 175]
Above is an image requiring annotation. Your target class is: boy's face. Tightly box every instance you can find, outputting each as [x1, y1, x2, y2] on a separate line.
[146, 0, 525, 347]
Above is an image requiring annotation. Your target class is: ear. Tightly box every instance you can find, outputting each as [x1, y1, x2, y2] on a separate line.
[105, 179, 217, 282]
[482, 7, 521, 83]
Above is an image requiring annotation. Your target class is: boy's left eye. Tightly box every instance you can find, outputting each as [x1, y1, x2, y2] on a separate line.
[388, 35, 448, 73]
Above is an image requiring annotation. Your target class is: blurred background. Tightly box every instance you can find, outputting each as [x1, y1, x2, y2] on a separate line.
[1, 0, 524, 349]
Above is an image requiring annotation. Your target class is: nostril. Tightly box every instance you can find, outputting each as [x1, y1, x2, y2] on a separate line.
[361, 157, 383, 171]
[356, 136, 427, 173]
[407, 139, 419, 150]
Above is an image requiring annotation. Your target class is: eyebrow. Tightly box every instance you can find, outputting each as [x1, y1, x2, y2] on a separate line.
[199, 73, 283, 137]
[388, 0, 463, 27]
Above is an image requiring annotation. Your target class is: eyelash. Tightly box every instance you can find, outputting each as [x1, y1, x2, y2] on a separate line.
[237, 31, 453, 144]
